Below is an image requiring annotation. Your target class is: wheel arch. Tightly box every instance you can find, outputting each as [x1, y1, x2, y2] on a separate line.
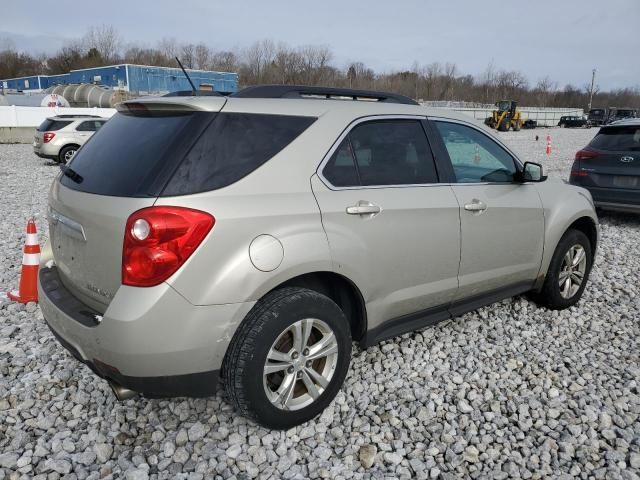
[272, 271, 368, 342]
[536, 212, 599, 291]
[59, 144, 81, 161]
[568, 215, 598, 253]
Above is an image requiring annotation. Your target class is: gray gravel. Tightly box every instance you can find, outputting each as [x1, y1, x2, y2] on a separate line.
[1, 128, 639, 479]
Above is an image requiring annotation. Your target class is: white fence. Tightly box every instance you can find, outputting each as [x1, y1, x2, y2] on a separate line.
[0, 106, 116, 127]
[422, 103, 584, 127]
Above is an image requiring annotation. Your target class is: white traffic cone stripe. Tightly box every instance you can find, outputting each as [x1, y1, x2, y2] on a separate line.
[26, 234, 39, 245]
[22, 253, 40, 266]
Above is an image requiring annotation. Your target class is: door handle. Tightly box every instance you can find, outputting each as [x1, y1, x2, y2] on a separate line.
[346, 202, 381, 216]
[464, 199, 487, 212]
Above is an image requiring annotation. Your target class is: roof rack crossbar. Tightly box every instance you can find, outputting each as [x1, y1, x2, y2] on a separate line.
[232, 85, 419, 105]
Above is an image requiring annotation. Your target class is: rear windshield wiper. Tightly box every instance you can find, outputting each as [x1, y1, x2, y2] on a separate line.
[60, 165, 83, 184]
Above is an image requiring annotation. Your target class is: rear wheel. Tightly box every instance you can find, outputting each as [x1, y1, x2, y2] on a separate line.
[223, 287, 352, 429]
[530, 229, 593, 309]
[59, 145, 78, 164]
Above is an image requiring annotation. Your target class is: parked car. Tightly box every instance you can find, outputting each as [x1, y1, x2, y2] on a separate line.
[33, 115, 108, 163]
[570, 118, 640, 213]
[558, 115, 590, 128]
[606, 108, 638, 124]
[39, 85, 598, 429]
[588, 108, 608, 126]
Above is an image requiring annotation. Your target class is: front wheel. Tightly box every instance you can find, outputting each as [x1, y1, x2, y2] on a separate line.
[223, 287, 352, 429]
[530, 229, 593, 309]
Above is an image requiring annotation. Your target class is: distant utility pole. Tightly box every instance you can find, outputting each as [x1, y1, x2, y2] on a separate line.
[587, 68, 596, 111]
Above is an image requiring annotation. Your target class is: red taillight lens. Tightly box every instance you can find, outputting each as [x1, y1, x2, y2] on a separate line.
[570, 170, 589, 177]
[122, 206, 215, 287]
[43, 132, 55, 143]
[575, 149, 598, 161]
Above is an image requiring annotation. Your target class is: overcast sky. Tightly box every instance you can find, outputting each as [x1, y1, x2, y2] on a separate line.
[2, 0, 638, 90]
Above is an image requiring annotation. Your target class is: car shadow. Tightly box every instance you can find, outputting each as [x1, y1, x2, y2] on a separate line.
[596, 209, 640, 226]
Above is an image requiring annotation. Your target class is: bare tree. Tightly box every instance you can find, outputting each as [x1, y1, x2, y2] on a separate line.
[180, 43, 196, 68]
[83, 25, 121, 63]
[194, 43, 210, 70]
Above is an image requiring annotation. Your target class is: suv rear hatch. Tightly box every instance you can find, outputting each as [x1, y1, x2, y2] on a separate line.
[49, 98, 226, 312]
[575, 124, 640, 196]
[35, 118, 73, 146]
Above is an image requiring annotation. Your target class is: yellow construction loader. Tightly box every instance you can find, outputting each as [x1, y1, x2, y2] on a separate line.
[484, 100, 533, 131]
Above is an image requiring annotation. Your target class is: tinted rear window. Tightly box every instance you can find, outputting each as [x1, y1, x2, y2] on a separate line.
[163, 113, 316, 195]
[60, 112, 211, 197]
[589, 126, 640, 151]
[38, 119, 72, 131]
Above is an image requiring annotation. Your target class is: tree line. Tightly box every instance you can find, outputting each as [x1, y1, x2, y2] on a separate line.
[1, 25, 638, 110]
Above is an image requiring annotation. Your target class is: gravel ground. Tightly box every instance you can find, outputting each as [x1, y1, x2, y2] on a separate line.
[1, 127, 639, 480]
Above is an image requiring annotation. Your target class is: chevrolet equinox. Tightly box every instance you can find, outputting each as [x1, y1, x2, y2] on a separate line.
[39, 85, 599, 429]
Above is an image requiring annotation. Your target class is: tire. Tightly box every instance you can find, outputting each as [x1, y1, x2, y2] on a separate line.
[223, 287, 352, 429]
[513, 121, 521, 132]
[530, 229, 593, 310]
[59, 145, 78, 164]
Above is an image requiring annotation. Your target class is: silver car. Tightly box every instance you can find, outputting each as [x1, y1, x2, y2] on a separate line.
[33, 115, 108, 163]
[38, 86, 598, 429]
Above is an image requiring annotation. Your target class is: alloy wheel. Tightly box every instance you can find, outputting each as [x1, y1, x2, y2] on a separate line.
[558, 244, 587, 299]
[263, 318, 339, 411]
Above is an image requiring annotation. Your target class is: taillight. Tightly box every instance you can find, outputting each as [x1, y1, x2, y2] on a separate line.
[575, 149, 598, 161]
[570, 170, 589, 177]
[122, 206, 214, 287]
[43, 132, 55, 143]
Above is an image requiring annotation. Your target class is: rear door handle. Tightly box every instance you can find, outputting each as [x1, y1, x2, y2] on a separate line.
[464, 200, 487, 212]
[346, 202, 381, 216]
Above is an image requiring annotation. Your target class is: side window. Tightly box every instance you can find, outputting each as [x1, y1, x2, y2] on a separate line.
[95, 121, 106, 131]
[76, 121, 97, 132]
[351, 120, 438, 186]
[323, 138, 359, 187]
[434, 121, 517, 183]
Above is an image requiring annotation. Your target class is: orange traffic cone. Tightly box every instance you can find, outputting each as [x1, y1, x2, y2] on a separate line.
[546, 134, 552, 155]
[7, 219, 41, 303]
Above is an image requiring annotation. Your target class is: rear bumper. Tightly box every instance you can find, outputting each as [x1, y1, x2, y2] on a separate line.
[38, 260, 256, 398]
[33, 143, 60, 159]
[594, 201, 640, 214]
[568, 182, 640, 212]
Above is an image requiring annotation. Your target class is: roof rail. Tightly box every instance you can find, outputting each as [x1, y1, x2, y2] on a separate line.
[232, 85, 419, 105]
[163, 90, 225, 97]
[53, 114, 103, 118]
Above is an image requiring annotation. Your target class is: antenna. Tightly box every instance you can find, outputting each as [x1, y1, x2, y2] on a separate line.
[175, 57, 197, 96]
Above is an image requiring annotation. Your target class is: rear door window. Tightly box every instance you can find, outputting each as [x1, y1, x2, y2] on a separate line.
[590, 126, 640, 151]
[322, 139, 360, 187]
[37, 119, 71, 131]
[163, 113, 316, 195]
[76, 120, 106, 132]
[321, 119, 438, 187]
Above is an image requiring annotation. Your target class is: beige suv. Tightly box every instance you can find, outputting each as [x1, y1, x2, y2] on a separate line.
[38, 86, 598, 429]
[33, 115, 108, 163]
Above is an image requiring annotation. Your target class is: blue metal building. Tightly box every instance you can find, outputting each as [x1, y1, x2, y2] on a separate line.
[1, 64, 238, 94]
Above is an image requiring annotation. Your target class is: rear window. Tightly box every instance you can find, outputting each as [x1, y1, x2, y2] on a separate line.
[162, 113, 316, 195]
[589, 126, 640, 151]
[60, 112, 211, 197]
[37, 119, 72, 131]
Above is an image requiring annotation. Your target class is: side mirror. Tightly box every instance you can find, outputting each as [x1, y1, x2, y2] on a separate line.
[520, 161, 546, 182]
